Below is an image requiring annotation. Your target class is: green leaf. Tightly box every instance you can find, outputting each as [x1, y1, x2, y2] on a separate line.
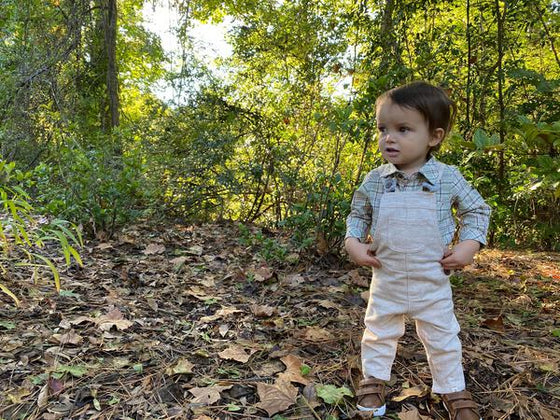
[55, 364, 87, 378]
[133, 363, 143, 373]
[227, 403, 241, 412]
[473, 128, 489, 150]
[59, 289, 81, 298]
[300, 364, 311, 376]
[0, 320, 16, 330]
[0, 282, 20, 306]
[552, 329, 560, 338]
[316, 384, 353, 405]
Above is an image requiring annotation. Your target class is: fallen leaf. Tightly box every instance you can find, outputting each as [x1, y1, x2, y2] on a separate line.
[189, 384, 232, 405]
[37, 384, 49, 407]
[200, 306, 241, 322]
[300, 326, 334, 342]
[96, 308, 133, 331]
[316, 300, 339, 310]
[252, 266, 274, 282]
[316, 384, 353, 404]
[251, 304, 277, 317]
[398, 407, 431, 420]
[283, 274, 304, 286]
[8, 386, 32, 403]
[392, 384, 430, 402]
[170, 256, 188, 267]
[348, 269, 369, 287]
[144, 243, 166, 255]
[186, 245, 203, 256]
[52, 330, 83, 345]
[481, 315, 505, 332]
[255, 381, 298, 416]
[166, 358, 194, 375]
[278, 354, 310, 385]
[219, 324, 229, 337]
[218, 345, 256, 363]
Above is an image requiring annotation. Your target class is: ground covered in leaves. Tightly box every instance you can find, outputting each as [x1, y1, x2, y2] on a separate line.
[1, 222, 559, 420]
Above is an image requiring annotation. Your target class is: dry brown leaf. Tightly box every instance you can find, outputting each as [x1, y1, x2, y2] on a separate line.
[398, 407, 431, 420]
[186, 245, 203, 256]
[144, 243, 166, 255]
[348, 269, 369, 288]
[51, 330, 83, 345]
[392, 384, 430, 402]
[255, 381, 299, 416]
[481, 315, 505, 332]
[361, 290, 370, 302]
[300, 326, 334, 342]
[189, 384, 232, 405]
[219, 324, 229, 337]
[251, 304, 277, 317]
[96, 308, 133, 331]
[69, 315, 93, 326]
[218, 345, 256, 363]
[252, 361, 285, 377]
[8, 386, 32, 404]
[278, 354, 310, 385]
[200, 306, 242, 322]
[169, 256, 188, 267]
[282, 274, 304, 286]
[37, 383, 49, 408]
[166, 358, 194, 375]
[252, 266, 274, 282]
[316, 300, 339, 310]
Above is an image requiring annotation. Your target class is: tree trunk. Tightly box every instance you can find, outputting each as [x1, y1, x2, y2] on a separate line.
[105, 0, 119, 129]
[495, 0, 506, 191]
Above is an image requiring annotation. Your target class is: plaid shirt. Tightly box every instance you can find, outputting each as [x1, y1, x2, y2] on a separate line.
[346, 157, 491, 246]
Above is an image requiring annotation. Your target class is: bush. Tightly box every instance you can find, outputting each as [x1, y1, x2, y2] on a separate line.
[0, 158, 83, 305]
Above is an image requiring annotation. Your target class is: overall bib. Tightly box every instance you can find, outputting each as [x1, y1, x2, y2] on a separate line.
[362, 173, 466, 394]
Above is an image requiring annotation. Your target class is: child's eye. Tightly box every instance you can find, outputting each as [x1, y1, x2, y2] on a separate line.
[377, 126, 386, 133]
[399, 126, 410, 132]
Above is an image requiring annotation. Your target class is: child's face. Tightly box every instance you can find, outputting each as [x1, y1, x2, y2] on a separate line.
[375, 99, 444, 175]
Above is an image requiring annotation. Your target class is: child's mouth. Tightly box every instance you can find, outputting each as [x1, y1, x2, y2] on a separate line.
[385, 147, 399, 154]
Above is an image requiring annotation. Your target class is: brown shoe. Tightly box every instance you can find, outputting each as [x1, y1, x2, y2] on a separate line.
[356, 377, 386, 416]
[442, 390, 482, 420]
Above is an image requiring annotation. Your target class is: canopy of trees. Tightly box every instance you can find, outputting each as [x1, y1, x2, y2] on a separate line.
[1, 0, 559, 250]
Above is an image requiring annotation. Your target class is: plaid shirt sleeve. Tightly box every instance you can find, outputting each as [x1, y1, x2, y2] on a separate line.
[449, 166, 491, 246]
[345, 171, 375, 242]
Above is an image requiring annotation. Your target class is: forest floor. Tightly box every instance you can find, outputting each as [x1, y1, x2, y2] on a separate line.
[1, 222, 559, 420]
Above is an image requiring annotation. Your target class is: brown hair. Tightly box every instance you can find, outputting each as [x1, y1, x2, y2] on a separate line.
[376, 81, 457, 151]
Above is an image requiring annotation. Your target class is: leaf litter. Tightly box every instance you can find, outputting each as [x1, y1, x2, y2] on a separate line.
[0, 223, 558, 419]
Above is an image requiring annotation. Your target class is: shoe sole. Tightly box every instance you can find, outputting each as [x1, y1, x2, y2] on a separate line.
[357, 403, 386, 416]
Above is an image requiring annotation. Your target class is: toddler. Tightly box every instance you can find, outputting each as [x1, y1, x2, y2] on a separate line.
[345, 81, 490, 420]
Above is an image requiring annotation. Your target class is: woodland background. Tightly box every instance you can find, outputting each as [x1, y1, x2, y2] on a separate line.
[0, 0, 558, 252]
[1, 1, 560, 419]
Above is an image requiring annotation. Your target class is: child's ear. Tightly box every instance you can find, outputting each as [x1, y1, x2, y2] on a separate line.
[429, 128, 445, 147]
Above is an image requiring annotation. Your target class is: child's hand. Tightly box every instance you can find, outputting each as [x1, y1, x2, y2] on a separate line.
[440, 239, 480, 271]
[345, 238, 382, 268]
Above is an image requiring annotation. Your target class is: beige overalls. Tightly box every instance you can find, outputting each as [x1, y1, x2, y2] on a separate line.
[362, 172, 466, 394]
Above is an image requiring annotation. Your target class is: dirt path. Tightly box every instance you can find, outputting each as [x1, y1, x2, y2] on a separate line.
[1, 223, 559, 419]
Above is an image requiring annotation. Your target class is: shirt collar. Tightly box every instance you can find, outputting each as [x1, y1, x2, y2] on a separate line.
[379, 156, 441, 185]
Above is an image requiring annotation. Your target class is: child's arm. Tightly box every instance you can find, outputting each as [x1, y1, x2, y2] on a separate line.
[345, 237, 382, 268]
[440, 239, 480, 270]
[440, 167, 491, 270]
[345, 172, 381, 268]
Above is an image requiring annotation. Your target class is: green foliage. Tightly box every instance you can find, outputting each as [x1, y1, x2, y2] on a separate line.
[237, 224, 290, 263]
[31, 139, 148, 237]
[0, 158, 83, 305]
[316, 384, 353, 405]
[0, 0, 559, 252]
